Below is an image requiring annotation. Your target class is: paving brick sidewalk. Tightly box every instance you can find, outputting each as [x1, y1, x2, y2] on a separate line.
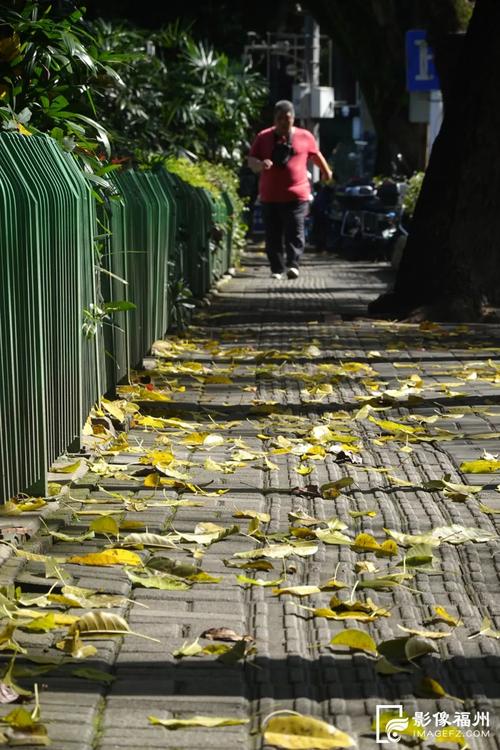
[1, 248, 499, 750]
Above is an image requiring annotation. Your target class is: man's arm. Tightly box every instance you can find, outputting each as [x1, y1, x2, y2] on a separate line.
[248, 155, 273, 174]
[310, 151, 333, 181]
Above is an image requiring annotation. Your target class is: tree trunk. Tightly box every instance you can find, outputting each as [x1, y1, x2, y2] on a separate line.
[374, 0, 500, 319]
[369, 110, 427, 175]
[427, 30, 465, 113]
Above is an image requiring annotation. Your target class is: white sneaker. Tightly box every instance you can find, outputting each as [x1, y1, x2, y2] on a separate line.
[270, 272, 283, 279]
[286, 267, 300, 279]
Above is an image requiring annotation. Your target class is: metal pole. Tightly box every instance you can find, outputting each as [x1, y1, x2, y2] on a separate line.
[311, 19, 320, 88]
[304, 15, 321, 181]
[328, 39, 332, 88]
[266, 32, 270, 83]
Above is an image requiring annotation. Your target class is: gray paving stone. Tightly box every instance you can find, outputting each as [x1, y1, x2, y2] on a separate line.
[4, 251, 500, 750]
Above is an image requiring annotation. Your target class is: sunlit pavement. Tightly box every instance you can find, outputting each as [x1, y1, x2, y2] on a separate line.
[1, 248, 499, 749]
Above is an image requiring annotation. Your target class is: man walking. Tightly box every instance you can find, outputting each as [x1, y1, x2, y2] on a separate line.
[248, 100, 332, 279]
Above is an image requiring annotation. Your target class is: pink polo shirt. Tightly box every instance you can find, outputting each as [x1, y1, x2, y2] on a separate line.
[249, 126, 318, 202]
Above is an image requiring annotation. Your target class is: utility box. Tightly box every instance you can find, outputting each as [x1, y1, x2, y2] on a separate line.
[311, 86, 335, 118]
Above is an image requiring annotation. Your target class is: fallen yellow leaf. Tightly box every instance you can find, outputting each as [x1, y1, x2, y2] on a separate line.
[263, 713, 355, 749]
[67, 549, 142, 567]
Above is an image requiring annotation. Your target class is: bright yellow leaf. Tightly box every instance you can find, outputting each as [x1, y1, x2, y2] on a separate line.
[460, 459, 500, 473]
[141, 449, 175, 466]
[272, 585, 320, 597]
[16, 122, 32, 136]
[295, 465, 313, 476]
[149, 715, 248, 729]
[376, 539, 399, 557]
[263, 714, 355, 749]
[329, 628, 378, 654]
[68, 549, 142, 567]
[3, 497, 47, 514]
[348, 510, 377, 518]
[89, 515, 120, 537]
[352, 533, 380, 552]
[369, 416, 418, 435]
[21, 610, 77, 626]
[144, 472, 161, 487]
[434, 726, 468, 747]
[50, 459, 82, 474]
[101, 398, 126, 422]
[430, 605, 462, 627]
[134, 415, 171, 429]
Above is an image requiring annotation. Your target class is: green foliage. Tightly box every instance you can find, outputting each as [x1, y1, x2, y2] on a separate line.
[0, 2, 124, 174]
[197, 161, 248, 256]
[402, 171, 425, 218]
[427, 0, 473, 32]
[87, 19, 171, 157]
[0, 2, 265, 327]
[84, 19, 267, 164]
[0, 4, 266, 166]
[163, 156, 221, 195]
[456, 1, 474, 29]
[162, 156, 248, 256]
[154, 29, 267, 162]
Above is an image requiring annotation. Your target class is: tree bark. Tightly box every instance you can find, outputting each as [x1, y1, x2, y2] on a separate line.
[374, 0, 500, 319]
[427, 30, 465, 113]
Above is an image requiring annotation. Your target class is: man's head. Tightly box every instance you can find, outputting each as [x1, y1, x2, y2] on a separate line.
[274, 100, 295, 135]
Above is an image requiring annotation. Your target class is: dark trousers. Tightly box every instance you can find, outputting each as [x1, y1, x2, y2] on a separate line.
[261, 200, 309, 274]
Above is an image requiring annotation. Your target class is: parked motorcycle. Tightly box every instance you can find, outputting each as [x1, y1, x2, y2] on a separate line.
[328, 177, 408, 261]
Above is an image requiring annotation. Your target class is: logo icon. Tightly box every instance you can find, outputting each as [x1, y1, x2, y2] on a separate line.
[376, 705, 410, 743]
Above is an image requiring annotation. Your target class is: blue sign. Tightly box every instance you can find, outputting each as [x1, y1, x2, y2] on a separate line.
[406, 30, 440, 91]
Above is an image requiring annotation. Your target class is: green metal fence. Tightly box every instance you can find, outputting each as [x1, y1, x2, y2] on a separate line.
[0, 132, 98, 498]
[111, 169, 176, 368]
[97, 194, 130, 394]
[0, 134, 236, 502]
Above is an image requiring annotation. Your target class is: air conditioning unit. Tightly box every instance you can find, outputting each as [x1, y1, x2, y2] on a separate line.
[292, 84, 335, 119]
[310, 86, 335, 118]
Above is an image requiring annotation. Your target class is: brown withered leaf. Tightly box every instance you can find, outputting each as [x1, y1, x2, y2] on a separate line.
[290, 484, 322, 498]
[223, 558, 274, 571]
[200, 627, 254, 643]
[330, 446, 363, 464]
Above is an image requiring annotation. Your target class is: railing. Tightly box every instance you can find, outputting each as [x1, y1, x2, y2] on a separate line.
[0, 132, 235, 501]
